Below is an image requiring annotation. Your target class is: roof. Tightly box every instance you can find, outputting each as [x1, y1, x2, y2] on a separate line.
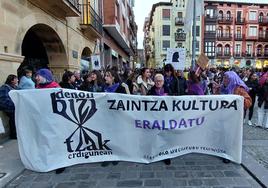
[205, 0, 268, 5]
[148, 2, 172, 26]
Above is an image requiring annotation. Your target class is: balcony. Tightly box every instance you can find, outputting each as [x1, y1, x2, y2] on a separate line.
[217, 33, 232, 41]
[204, 15, 217, 22]
[244, 52, 255, 58]
[204, 31, 216, 39]
[234, 53, 242, 58]
[218, 16, 233, 24]
[234, 33, 244, 41]
[246, 35, 258, 41]
[175, 32, 186, 41]
[28, 0, 80, 18]
[259, 34, 268, 42]
[235, 18, 245, 25]
[216, 52, 231, 58]
[247, 19, 258, 24]
[175, 17, 184, 25]
[80, 3, 103, 39]
[259, 17, 268, 25]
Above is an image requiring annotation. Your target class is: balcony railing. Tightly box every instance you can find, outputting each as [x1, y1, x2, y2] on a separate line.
[217, 33, 232, 41]
[175, 32, 186, 41]
[234, 33, 244, 41]
[80, 3, 103, 37]
[235, 18, 245, 25]
[234, 53, 242, 58]
[205, 15, 217, 22]
[244, 52, 255, 58]
[28, 0, 81, 17]
[218, 16, 233, 24]
[204, 31, 216, 39]
[216, 52, 231, 58]
[259, 17, 268, 25]
[175, 17, 184, 25]
[259, 34, 268, 42]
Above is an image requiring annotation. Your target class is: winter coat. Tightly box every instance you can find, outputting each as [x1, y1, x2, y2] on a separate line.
[257, 82, 268, 109]
[0, 84, 17, 112]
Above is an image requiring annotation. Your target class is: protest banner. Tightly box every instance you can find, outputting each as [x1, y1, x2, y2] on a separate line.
[197, 53, 209, 70]
[10, 89, 243, 172]
[166, 48, 186, 70]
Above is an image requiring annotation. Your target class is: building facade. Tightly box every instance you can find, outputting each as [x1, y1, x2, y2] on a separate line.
[0, 0, 137, 141]
[144, 0, 202, 69]
[203, 0, 268, 68]
[103, 0, 137, 70]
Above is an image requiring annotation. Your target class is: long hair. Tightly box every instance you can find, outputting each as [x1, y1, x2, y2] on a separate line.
[62, 71, 74, 83]
[164, 64, 176, 77]
[105, 69, 121, 84]
[188, 71, 200, 84]
[91, 70, 104, 85]
[5, 74, 17, 85]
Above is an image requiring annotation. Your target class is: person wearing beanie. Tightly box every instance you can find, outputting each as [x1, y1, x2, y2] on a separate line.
[35, 68, 60, 89]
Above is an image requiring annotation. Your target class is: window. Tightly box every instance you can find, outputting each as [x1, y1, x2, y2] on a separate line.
[196, 26, 200, 37]
[116, 2, 120, 22]
[205, 25, 216, 32]
[196, 41, 200, 52]
[227, 11, 231, 20]
[224, 45, 230, 55]
[217, 26, 223, 36]
[249, 11, 257, 20]
[235, 44, 241, 54]
[259, 12, 264, 22]
[257, 45, 262, 55]
[206, 9, 215, 18]
[265, 45, 268, 54]
[162, 40, 170, 50]
[247, 44, 252, 54]
[192, 25, 200, 36]
[204, 41, 215, 57]
[216, 44, 222, 55]
[218, 10, 223, 19]
[162, 9, 170, 20]
[248, 26, 257, 36]
[162, 25, 170, 36]
[178, 12, 183, 18]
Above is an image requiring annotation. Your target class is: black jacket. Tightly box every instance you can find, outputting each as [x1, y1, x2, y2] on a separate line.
[164, 76, 179, 95]
[258, 82, 268, 109]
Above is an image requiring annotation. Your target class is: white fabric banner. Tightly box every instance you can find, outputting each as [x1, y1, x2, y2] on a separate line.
[10, 89, 243, 172]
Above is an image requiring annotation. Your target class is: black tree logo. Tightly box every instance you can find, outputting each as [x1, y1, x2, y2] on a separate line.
[51, 92, 111, 154]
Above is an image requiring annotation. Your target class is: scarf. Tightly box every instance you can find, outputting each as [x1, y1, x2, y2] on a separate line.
[105, 83, 120, 93]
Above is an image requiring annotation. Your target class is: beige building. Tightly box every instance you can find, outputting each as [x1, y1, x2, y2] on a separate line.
[0, 0, 102, 141]
[144, 0, 202, 69]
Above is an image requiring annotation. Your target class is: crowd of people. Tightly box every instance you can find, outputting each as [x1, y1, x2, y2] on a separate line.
[0, 64, 268, 168]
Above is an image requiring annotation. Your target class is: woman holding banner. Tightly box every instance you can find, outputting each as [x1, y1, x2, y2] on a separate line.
[101, 69, 127, 167]
[137, 68, 154, 95]
[220, 71, 252, 163]
[147, 73, 171, 165]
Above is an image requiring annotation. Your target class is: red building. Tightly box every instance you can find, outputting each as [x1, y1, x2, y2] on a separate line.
[103, 0, 137, 69]
[203, 0, 268, 68]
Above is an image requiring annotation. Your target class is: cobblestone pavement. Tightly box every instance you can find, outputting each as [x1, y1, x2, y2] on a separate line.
[243, 105, 268, 171]
[4, 154, 262, 188]
[4, 105, 268, 188]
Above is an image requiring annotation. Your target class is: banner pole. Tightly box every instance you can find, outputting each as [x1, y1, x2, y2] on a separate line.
[191, 0, 196, 70]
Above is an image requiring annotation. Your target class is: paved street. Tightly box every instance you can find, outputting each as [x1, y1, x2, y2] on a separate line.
[1, 105, 268, 188]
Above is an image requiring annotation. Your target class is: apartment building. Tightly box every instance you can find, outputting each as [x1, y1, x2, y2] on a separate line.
[103, 0, 138, 70]
[144, 0, 202, 69]
[203, 0, 268, 68]
[0, 0, 137, 141]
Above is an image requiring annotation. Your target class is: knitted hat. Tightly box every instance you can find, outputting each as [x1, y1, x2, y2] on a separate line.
[36, 68, 53, 82]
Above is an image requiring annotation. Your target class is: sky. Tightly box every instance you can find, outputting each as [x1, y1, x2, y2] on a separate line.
[133, 0, 169, 49]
